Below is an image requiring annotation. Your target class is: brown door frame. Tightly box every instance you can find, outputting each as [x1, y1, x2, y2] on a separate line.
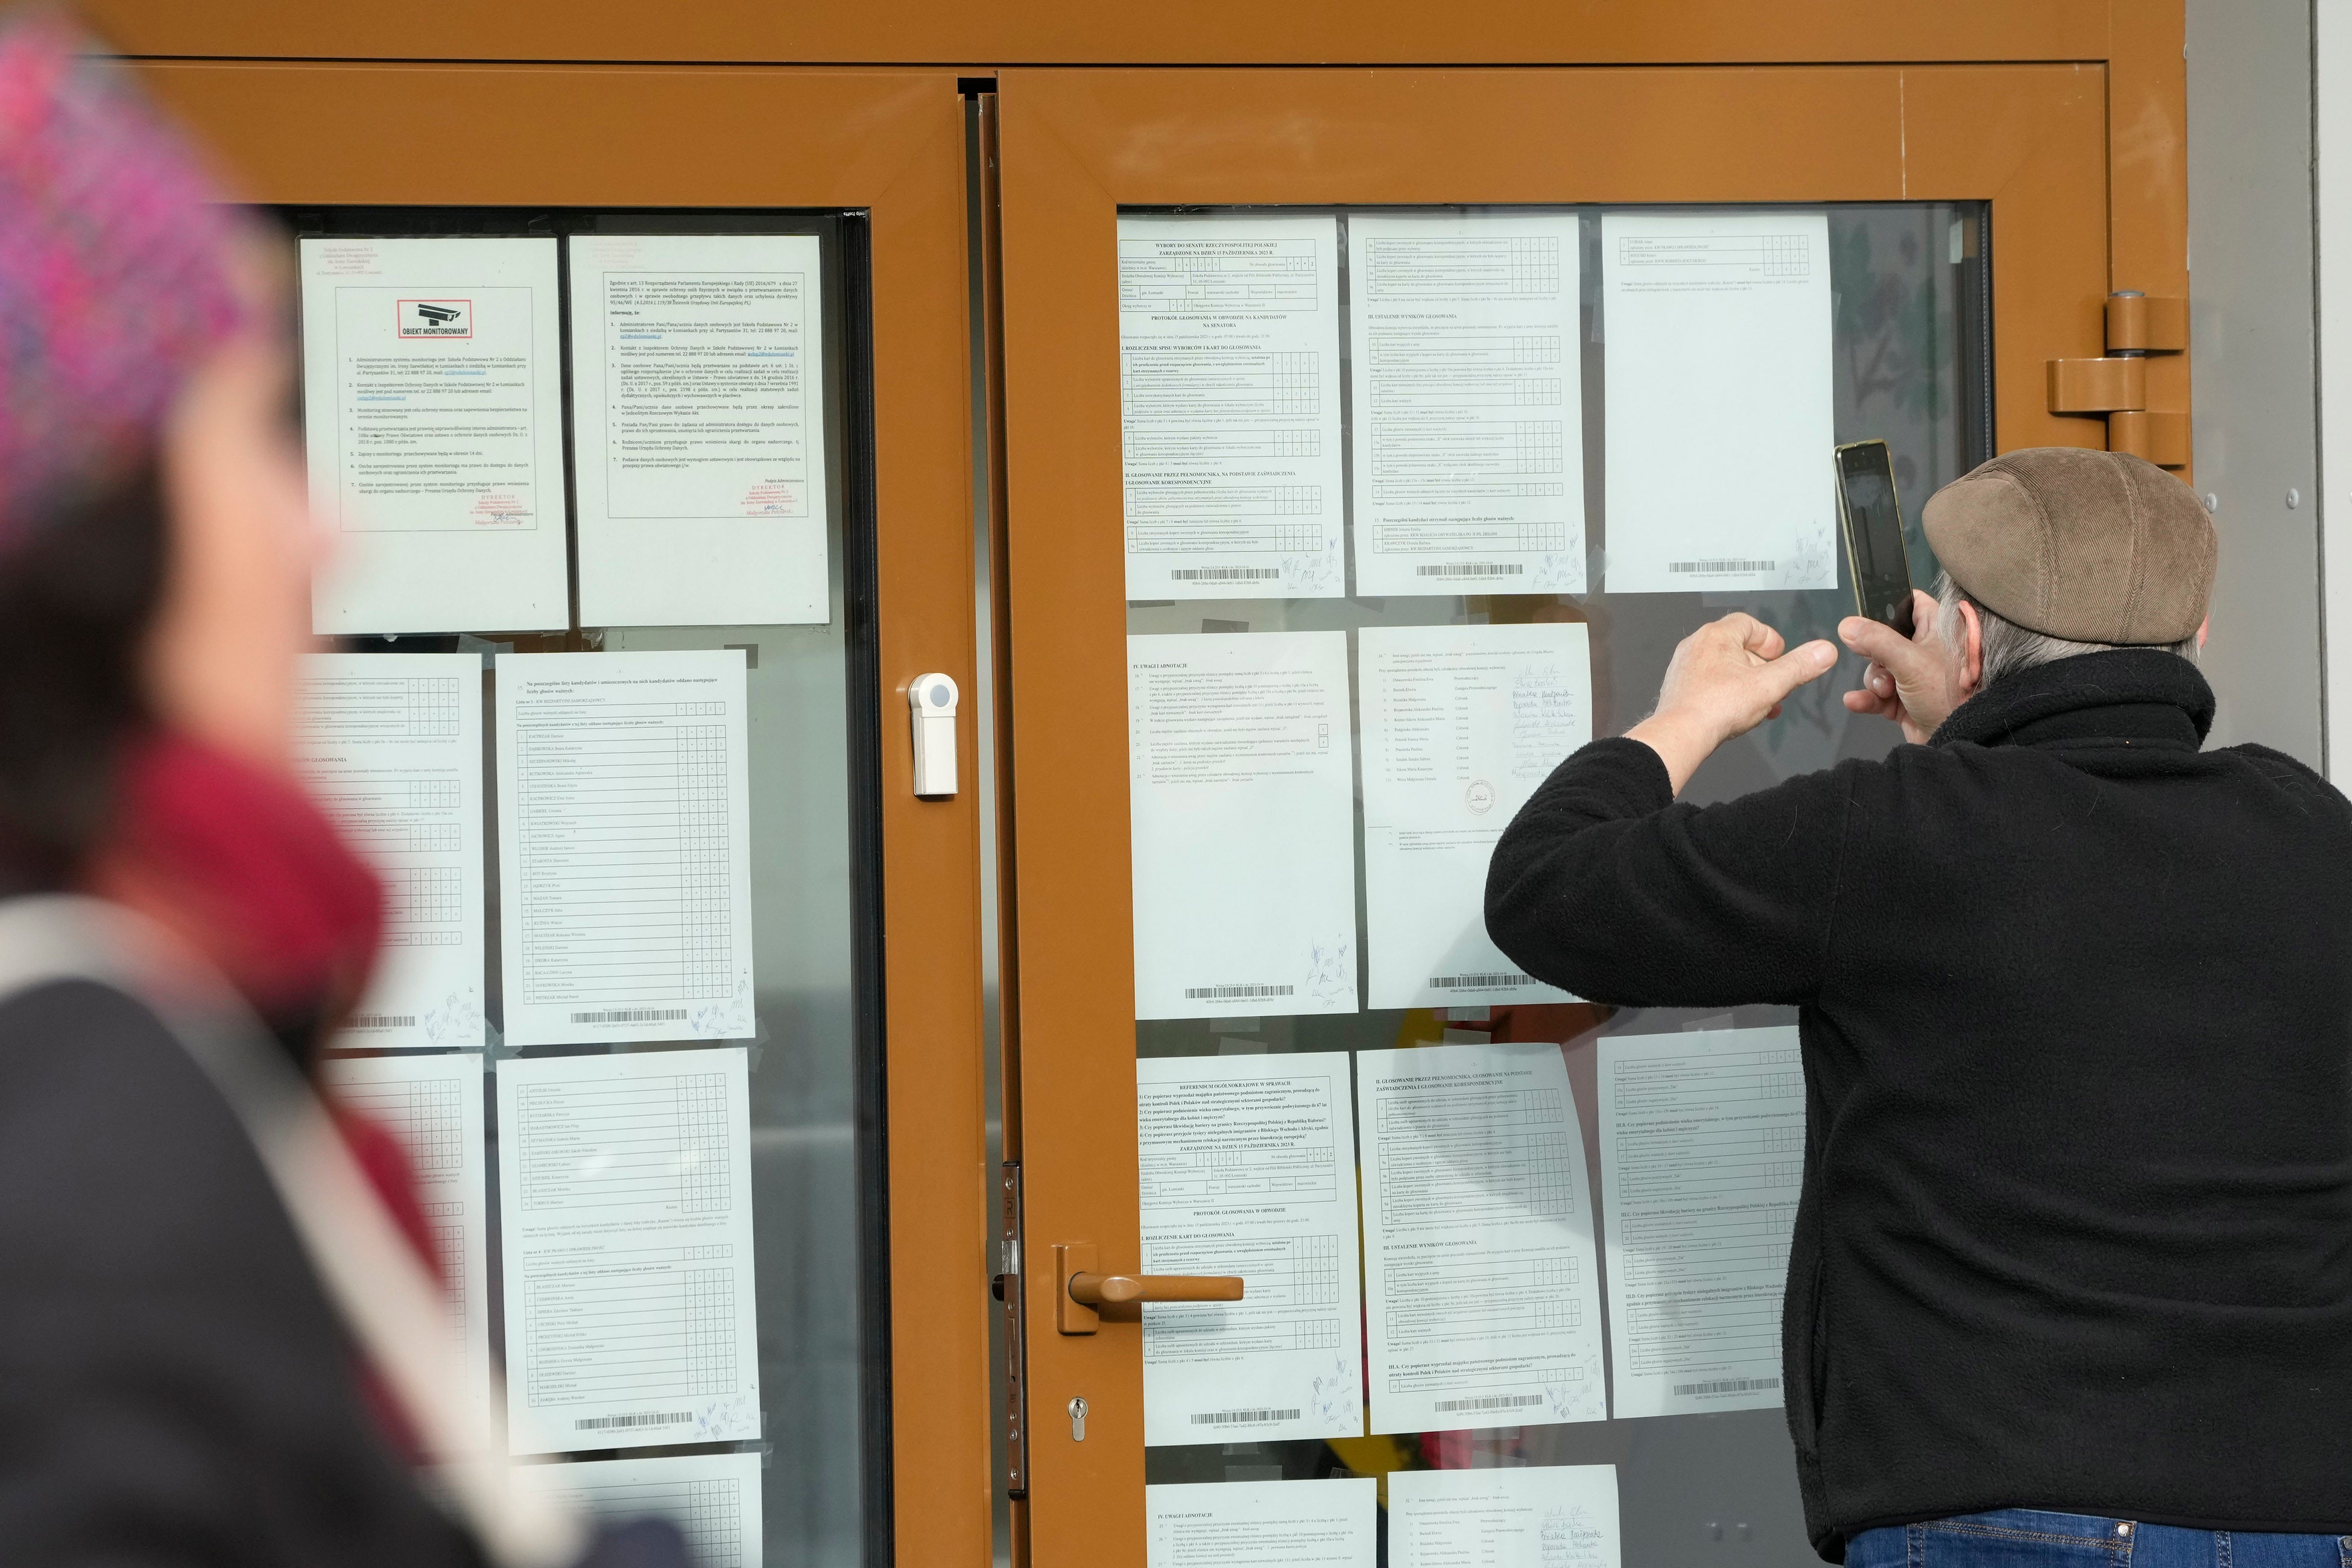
[131, 60, 995, 1568]
[994, 60, 2124, 1568]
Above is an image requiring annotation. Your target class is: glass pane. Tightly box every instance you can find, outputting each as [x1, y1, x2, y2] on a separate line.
[287, 206, 883, 1568]
[1126, 203, 1989, 1567]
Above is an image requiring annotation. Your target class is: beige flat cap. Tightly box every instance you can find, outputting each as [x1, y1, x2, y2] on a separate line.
[1920, 448, 2217, 644]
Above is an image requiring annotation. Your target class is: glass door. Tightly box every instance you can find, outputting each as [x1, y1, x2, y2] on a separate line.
[994, 65, 2113, 1568]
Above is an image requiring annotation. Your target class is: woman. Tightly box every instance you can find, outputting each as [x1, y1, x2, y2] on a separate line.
[0, 17, 676, 1566]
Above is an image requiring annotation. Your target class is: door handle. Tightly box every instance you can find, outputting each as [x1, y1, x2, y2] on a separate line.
[1053, 1241, 1242, 1334]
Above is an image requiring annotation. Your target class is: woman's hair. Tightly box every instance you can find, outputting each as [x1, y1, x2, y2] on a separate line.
[0, 463, 168, 890]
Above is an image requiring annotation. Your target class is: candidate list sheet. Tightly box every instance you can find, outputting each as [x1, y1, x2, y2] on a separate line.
[300, 236, 569, 634]
[1358, 1040, 1606, 1432]
[1349, 212, 1587, 596]
[1119, 215, 1346, 599]
[1138, 1053, 1364, 1445]
[1390, 1464, 1622, 1568]
[1358, 623, 1590, 1009]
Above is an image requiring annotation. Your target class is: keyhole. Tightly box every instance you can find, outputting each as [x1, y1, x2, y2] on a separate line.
[1067, 1395, 1089, 1441]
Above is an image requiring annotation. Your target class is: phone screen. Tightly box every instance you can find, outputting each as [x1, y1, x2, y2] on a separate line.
[1836, 441, 1916, 637]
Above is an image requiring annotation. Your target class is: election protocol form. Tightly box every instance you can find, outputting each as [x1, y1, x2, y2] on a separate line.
[300, 236, 569, 634]
[1390, 1465, 1622, 1568]
[1348, 212, 1587, 596]
[1137, 1053, 1364, 1445]
[1148, 1479, 1376, 1568]
[1600, 1027, 1803, 1417]
[1359, 1041, 1606, 1432]
[1358, 623, 1590, 1008]
[1119, 215, 1346, 599]
[1128, 632, 1359, 1019]
[513, 1453, 762, 1568]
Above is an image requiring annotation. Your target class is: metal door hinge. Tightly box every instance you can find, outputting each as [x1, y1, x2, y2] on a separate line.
[2046, 291, 2190, 468]
[997, 1162, 1029, 1498]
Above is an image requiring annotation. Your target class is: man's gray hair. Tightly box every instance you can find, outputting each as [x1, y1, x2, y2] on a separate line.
[1933, 569, 2199, 688]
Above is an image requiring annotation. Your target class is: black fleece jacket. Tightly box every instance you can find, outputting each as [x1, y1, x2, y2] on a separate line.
[1485, 650, 2352, 1561]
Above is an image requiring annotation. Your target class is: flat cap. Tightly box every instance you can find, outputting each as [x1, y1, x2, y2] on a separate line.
[1920, 448, 2216, 644]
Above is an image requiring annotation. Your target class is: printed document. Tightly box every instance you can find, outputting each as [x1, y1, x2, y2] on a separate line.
[570, 233, 829, 627]
[1137, 1053, 1364, 1445]
[1148, 1478, 1376, 1568]
[298, 653, 485, 1049]
[323, 1052, 491, 1430]
[1599, 1026, 1803, 1417]
[1349, 212, 1586, 596]
[1358, 1041, 1606, 1433]
[495, 651, 754, 1048]
[512, 1453, 762, 1568]
[1390, 1465, 1621, 1568]
[1119, 215, 1347, 599]
[498, 1047, 760, 1454]
[1128, 632, 1358, 1019]
[1600, 212, 1835, 593]
[299, 236, 569, 634]
[1358, 623, 1590, 1009]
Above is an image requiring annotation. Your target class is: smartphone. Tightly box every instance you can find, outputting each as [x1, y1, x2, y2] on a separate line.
[1834, 440, 1917, 637]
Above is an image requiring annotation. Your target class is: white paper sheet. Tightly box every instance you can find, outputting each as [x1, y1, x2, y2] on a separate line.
[1358, 624, 1591, 1010]
[1390, 1465, 1622, 1568]
[1137, 1053, 1365, 1444]
[323, 1052, 492, 1429]
[569, 233, 829, 628]
[495, 651, 754, 1047]
[512, 1453, 762, 1568]
[297, 653, 487, 1049]
[1599, 1026, 1803, 1418]
[1147, 1479, 1376, 1568]
[1128, 632, 1359, 1019]
[497, 1047, 760, 1454]
[1119, 215, 1347, 599]
[299, 236, 570, 634]
[1348, 212, 1587, 596]
[1600, 212, 1836, 594]
[1358, 1042, 1606, 1433]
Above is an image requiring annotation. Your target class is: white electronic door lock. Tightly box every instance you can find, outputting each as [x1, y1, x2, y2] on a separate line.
[909, 672, 959, 798]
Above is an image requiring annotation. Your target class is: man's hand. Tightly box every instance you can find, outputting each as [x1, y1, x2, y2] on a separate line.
[1626, 613, 1838, 794]
[1839, 589, 1962, 745]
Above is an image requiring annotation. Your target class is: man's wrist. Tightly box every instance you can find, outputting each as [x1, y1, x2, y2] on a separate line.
[1623, 707, 1721, 797]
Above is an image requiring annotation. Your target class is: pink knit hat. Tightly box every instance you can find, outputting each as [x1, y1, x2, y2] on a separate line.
[0, 11, 250, 546]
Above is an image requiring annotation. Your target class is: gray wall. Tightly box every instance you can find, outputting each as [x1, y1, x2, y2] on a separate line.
[2187, 0, 2324, 763]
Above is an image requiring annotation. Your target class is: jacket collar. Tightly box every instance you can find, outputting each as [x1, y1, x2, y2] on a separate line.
[1927, 648, 2214, 751]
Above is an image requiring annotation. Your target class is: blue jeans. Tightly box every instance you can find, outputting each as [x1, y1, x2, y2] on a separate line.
[1847, 1510, 2352, 1566]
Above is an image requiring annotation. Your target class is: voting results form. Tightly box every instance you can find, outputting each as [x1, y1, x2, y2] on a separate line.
[1137, 1054, 1364, 1445]
[1358, 623, 1590, 1010]
[299, 236, 569, 634]
[513, 1453, 762, 1568]
[1599, 1026, 1803, 1418]
[1358, 1042, 1605, 1432]
[1390, 1465, 1622, 1568]
[495, 651, 754, 1047]
[1119, 215, 1347, 599]
[1349, 212, 1587, 596]
[1601, 212, 1835, 595]
[1148, 1478, 1376, 1568]
[498, 1047, 759, 1454]
[1128, 633, 1359, 1019]
[570, 233, 829, 628]
[323, 1052, 492, 1430]
[298, 653, 486, 1049]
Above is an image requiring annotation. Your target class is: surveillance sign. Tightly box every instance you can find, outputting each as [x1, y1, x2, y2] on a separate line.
[397, 298, 473, 338]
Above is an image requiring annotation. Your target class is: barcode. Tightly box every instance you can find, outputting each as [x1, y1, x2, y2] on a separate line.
[1171, 567, 1279, 582]
[1183, 984, 1295, 1000]
[575, 1410, 692, 1431]
[347, 1013, 417, 1029]
[1189, 1408, 1303, 1426]
[1672, 1376, 1781, 1397]
[1429, 972, 1533, 990]
[1667, 558, 1777, 575]
[1415, 563, 1526, 578]
[569, 1008, 688, 1025]
[1433, 1394, 1547, 1414]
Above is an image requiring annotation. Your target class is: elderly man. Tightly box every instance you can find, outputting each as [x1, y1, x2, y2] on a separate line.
[1487, 449, 2352, 1567]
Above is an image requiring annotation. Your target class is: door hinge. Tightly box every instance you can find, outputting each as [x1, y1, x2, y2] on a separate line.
[2045, 290, 2190, 468]
[995, 1161, 1029, 1499]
